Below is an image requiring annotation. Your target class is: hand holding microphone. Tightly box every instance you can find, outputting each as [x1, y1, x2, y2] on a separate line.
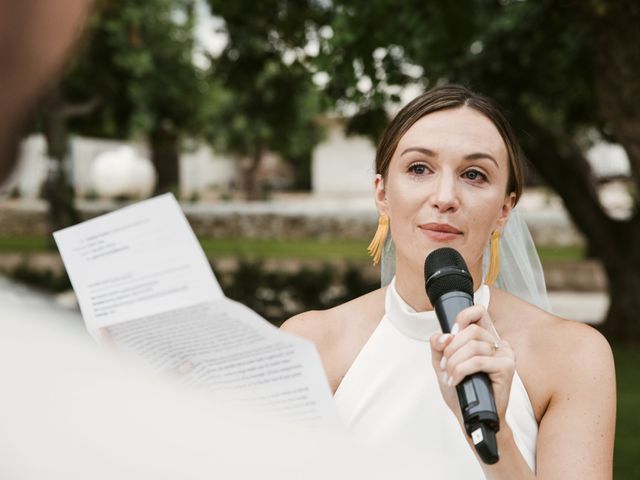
[425, 247, 516, 465]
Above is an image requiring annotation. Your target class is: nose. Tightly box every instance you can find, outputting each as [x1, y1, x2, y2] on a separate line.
[429, 170, 460, 214]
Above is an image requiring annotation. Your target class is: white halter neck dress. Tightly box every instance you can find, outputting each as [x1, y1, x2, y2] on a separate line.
[334, 278, 538, 477]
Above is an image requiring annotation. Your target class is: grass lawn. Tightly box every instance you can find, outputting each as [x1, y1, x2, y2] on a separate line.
[0, 235, 53, 252]
[613, 345, 640, 479]
[535, 244, 585, 263]
[199, 237, 370, 260]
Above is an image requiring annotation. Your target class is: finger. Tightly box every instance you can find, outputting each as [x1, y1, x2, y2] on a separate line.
[472, 306, 499, 338]
[454, 305, 502, 343]
[96, 327, 115, 348]
[431, 332, 453, 352]
[445, 339, 494, 373]
[494, 339, 512, 358]
[177, 360, 194, 375]
[443, 323, 497, 359]
[449, 355, 515, 387]
[453, 305, 486, 331]
[430, 333, 453, 376]
[165, 360, 194, 379]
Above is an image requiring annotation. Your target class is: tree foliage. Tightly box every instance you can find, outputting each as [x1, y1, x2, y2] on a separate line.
[53, 0, 211, 195]
[65, 0, 207, 138]
[205, 0, 330, 196]
[310, 0, 640, 340]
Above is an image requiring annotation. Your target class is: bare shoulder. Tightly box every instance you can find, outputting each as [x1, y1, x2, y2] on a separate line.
[281, 287, 386, 392]
[281, 287, 385, 342]
[539, 313, 615, 397]
[490, 287, 615, 424]
[491, 287, 613, 381]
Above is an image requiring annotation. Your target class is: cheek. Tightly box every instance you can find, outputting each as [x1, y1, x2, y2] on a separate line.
[465, 196, 504, 250]
[384, 187, 421, 250]
[386, 182, 424, 227]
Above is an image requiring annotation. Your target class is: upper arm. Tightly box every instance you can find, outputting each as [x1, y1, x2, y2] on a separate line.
[535, 324, 616, 479]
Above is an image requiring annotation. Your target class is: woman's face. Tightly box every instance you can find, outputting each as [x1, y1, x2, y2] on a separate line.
[374, 106, 515, 280]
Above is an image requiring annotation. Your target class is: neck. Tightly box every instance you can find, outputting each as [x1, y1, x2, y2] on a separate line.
[394, 255, 484, 313]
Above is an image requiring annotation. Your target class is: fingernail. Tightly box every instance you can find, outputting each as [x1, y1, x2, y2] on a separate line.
[447, 377, 453, 387]
[439, 356, 447, 370]
[451, 324, 459, 335]
[442, 372, 449, 384]
[438, 334, 450, 345]
[177, 361, 193, 374]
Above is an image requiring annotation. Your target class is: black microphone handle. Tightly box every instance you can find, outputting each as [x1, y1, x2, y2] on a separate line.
[434, 291, 500, 465]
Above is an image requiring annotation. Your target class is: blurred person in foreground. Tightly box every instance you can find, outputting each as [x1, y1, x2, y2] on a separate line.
[0, 3, 420, 479]
[283, 85, 616, 479]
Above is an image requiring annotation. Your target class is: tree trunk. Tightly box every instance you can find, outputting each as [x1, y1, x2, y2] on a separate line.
[590, 0, 640, 194]
[522, 123, 613, 255]
[593, 215, 640, 342]
[584, 0, 640, 341]
[150, 127, 179, 194]
[42, 86, 78, 233]
[242, 144, 263, 201]
[291, 155, 312, 191]
[520, 118, 640, 341]
[600, 259, 640, 341]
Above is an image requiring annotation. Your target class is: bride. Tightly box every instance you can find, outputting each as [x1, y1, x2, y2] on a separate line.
[282, 85, 615, 478]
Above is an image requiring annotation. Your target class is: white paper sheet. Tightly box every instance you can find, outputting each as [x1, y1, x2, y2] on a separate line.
[54, 194, 222, 333]
[54, 194, 339, 427]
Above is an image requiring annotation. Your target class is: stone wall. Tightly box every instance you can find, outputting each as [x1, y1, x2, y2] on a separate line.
[0, 200, 585, 245]
[0, 204, 50, 236]
[187, 212, 377, 240]
[0, 202, 379, 239]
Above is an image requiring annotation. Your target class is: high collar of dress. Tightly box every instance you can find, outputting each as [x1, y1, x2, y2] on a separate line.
[385, 277, 490, 341]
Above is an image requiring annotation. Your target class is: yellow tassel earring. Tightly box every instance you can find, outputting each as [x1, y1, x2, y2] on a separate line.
[367, 214, 389, 266]
[485, 229, 501, 285]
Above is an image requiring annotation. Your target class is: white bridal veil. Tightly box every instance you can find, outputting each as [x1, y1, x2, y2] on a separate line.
[380, 208, 551, 312]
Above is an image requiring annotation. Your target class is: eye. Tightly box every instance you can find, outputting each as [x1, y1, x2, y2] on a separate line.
[462, 169, 488, 183]
[408, 163, 430, 175]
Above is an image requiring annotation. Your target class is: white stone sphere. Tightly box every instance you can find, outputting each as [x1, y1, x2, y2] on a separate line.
[90, 146, 156, 199]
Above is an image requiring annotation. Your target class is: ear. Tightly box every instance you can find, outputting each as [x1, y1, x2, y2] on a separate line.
[495, 192, 516, 231]
[373, 174, 389, 216]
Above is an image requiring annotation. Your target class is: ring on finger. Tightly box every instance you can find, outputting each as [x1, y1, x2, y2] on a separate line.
[491, 341, 500, 354]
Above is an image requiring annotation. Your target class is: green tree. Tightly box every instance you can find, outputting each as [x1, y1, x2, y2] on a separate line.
[42, 0, 209, 231]
[313, 0, 640, 340]
[205, 1, 328, 198]
[70, 0, 210, 190]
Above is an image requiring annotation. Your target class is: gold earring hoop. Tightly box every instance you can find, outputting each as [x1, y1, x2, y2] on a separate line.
[367, 214, 389, 266]
[485, 229, 501, 285]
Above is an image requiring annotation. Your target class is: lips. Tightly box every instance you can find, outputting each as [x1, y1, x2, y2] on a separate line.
[419, 223, 463, 242]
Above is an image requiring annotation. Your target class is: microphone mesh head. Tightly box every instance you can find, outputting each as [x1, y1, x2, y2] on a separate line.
[425, 247, 468, 278]
[424, 247, 473, 303]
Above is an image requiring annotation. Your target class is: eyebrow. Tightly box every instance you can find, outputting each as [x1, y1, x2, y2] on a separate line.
[401, 147, 500, 168]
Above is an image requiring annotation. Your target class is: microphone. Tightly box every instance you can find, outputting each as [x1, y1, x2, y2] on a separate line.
[424, 247, 500, 465]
